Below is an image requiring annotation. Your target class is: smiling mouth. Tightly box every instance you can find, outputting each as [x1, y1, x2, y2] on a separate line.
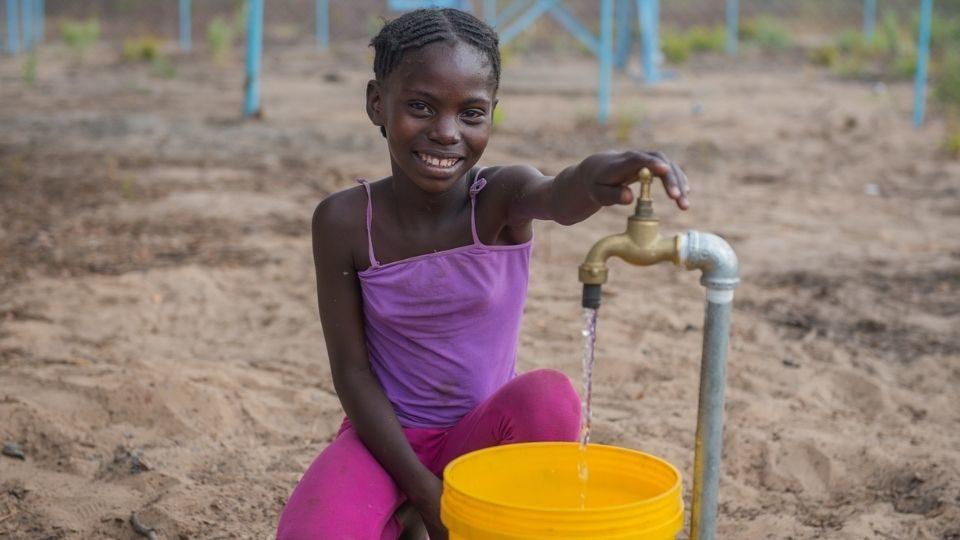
[414, 151, 462, 170]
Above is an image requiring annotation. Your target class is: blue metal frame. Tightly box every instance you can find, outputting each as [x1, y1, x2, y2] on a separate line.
[639, 0, 659, 83]
[913, 0, 932, 128]
[726, 0, 738, 55]
[244, 0, 264, 118]
[179, 0, 191, 52]
[614, 0, 633, 70]
[5, 0, 19, 54]
[863, 0, 877, 40]
[494, 0, 621, 123]
[34, 0, 42, 42]
[387, 0, 469, 10]
[316, 0, 329, 51]
[20, 0, 31, 49]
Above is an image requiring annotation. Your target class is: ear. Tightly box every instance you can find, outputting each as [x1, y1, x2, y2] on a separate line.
[366, 79, 384, 130]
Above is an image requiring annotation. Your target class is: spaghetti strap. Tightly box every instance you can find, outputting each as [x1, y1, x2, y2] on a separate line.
[468, 167, 488, 246]
[356, 179, 380, 268]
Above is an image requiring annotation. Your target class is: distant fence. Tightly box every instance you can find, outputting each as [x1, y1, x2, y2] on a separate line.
[2, 0, 956, 127]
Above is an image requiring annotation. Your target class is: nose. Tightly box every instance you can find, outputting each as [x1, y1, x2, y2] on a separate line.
[427, 114, 461, 146]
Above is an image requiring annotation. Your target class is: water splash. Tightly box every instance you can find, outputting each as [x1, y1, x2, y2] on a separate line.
[578, 307, 599, 509]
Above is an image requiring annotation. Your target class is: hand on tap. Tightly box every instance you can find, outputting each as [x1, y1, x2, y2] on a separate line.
[578, 150, 690, 210]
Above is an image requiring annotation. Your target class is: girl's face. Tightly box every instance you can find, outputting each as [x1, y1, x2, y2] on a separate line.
[367, 40, 497, 195]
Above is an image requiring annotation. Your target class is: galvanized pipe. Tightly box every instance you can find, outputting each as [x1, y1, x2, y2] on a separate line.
[680, 231, 739, 540]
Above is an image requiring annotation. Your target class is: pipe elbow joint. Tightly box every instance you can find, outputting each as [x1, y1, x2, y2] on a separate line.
[680, 231, 740, 290]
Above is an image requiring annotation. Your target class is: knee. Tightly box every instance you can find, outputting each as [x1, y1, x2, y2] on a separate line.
[502, 369, 581, 441]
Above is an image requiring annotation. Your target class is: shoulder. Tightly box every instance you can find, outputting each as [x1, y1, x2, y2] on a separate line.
[480, 164, 546, 189]
[312, 183, 367, 236]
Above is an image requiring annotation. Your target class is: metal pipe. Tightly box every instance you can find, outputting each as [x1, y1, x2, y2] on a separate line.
[680, 231, 739, 540]
[913, 0, 933, 128]
[5, 0, 19, 54]
[243, 0, 264, 118]
[20, 0, 31, 50]
[863, 0, 877, 41]
[316, 0, 329, 52]
[179, 0, 191, 52]
[725, 0, 738, 55]
[638, 0, 659, 84]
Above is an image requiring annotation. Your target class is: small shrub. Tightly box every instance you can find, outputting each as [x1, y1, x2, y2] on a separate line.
[207, 17, 235, 63]
[686, 25, 725, 54]
[661, 29, 690, 64]
[749, 17, 791, 51]
[809, 45, 839, 67]
[492, 106, 505, 129]
[59, 18, 100, 56]
[22, 52, 37, 85]
[122, 36, 162, 62]
[151, 56, 177, 79]
[944, 130, 960, 159]
[935, 53, 960, 107]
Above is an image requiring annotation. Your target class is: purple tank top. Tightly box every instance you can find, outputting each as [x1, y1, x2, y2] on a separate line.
[356, 169, 532, 428]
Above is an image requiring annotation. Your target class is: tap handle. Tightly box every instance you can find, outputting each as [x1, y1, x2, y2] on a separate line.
[635, 168, 655, 219]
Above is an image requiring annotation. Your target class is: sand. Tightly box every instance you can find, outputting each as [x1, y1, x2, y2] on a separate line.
[1, 40, 958, 539]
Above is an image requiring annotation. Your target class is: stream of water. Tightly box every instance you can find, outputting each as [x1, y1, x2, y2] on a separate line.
[578, 306, 599, 509]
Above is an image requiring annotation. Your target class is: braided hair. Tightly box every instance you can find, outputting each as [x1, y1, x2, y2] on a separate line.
[370, 8, 501, 91]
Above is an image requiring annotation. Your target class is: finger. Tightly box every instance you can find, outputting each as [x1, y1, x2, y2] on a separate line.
[594, 184, 629, 206]
[606, 151, 672, 184]
[670, 162, 691, 209]
[648, 151, 681, 200]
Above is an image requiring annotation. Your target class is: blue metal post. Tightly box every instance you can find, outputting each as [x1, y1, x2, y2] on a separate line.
[863, 0, 877, 41]
[20, 0, 31, 50]
[499, 0, 559, 46]
[179, 0, 191, 52]
[547, 3, 599, 55]
[244, 0, 264, 118]
[495, 0, 533, 28]
[485, 0, 497, 26]
[35, 0, 42, 42]
[913, 0, 933, 128]
[726, 0, 738, 55]
[614, 0, 632, 70]
[598, 0, 613, 123]
[5, 0, 19, 54]
[316, 0, 329, 51]
[639, 0, 659, 83]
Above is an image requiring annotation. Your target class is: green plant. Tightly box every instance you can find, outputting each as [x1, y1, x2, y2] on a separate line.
[492, 106, 505, 129]
[944, 129, 960, 159]
[614, 108, 643, 144]
[151, 56, 177, 79]
[686, 25, 725, 54]
[122, 36, 162, 62]
[22, 52, 37, 85]
[935, 53, 960, 107]
[206, 17, 235, 62]
[748, 17, 791, 51]
[59, 18, 100, 57]
[661, 29, 690, 64]
[809, 45, 838, 67]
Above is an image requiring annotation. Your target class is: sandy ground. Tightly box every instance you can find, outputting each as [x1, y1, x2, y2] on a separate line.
[1, 40, 959, 539]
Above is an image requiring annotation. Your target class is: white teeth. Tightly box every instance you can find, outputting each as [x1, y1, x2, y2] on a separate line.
[418, 152, 458, 168]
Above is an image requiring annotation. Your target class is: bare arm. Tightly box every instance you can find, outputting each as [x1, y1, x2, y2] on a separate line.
[311, 193, 445, 536]
[491, 150, 690, 228]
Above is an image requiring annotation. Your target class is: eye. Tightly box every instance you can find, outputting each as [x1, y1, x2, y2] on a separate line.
[408, 101, 431, 115]
[461, 109, 486, 123]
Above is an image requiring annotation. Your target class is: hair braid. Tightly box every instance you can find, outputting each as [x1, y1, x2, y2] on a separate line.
[370, 8, 501, 90]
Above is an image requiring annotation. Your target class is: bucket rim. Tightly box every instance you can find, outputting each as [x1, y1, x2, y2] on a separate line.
[442, 441, 682, 515]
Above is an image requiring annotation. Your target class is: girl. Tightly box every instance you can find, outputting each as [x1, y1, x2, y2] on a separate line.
[277, 8, 689, 540]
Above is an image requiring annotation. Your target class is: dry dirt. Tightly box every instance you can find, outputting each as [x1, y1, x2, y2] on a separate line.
[1, 40, 959, 539]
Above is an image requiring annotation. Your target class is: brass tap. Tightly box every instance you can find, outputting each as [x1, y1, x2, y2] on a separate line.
[579, 169, 683, 307]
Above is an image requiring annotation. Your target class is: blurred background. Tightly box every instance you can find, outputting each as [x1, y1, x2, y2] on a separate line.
[1, 1, 958, 539]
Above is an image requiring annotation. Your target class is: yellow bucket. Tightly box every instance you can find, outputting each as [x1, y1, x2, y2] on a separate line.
[441, 442, 683, 540]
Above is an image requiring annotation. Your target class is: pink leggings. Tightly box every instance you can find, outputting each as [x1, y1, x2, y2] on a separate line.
[276, 369, 581, 539]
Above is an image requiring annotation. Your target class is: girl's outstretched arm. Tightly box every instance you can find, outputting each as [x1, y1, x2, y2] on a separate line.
[490, 150, 690, 228]
[311, 192, 446, 538]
